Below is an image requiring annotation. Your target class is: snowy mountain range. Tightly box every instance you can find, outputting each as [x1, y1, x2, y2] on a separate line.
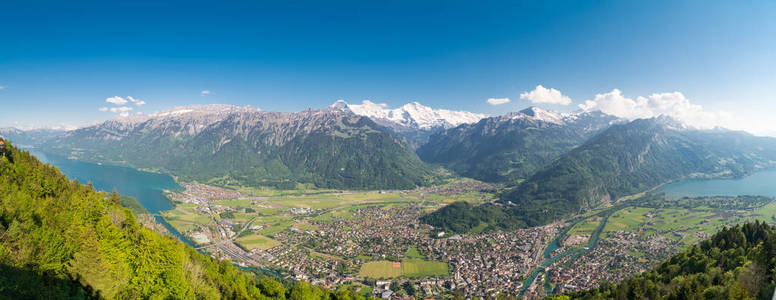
[331, 100, 487, 131]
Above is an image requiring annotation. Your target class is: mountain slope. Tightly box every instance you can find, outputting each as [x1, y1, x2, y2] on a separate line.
[417, 107, 619, 182]
[0, 139, 280, 298]
[563, 221, 776, 299]
[43, 105, 434, 190]
[502, 116, 776, 226]
[0, 139, 374, 299]
[332, 100, 487, 148]
[0, 127, 65, 147]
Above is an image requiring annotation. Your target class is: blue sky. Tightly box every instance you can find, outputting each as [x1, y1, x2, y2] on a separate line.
[1, 1, 774, 134]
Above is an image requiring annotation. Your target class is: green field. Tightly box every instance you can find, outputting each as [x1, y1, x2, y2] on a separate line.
[265, 191, 415, 209]
[602, 204, 765, 248]
[359, 261, 402, 278]
[236, 234, 280, 250]
[602, 207, 650, 233]
[753, 202, 776, 222]
[211, 199, 252, 207]
[358, 259, 448, 279]
[404, 246, 425, 259]
[401, 259, 449, 278]
[567, 216, 602, 237]
[160, 203, 213, 232]
[312, 209, 357, 222]
[258, 220, 295, 236]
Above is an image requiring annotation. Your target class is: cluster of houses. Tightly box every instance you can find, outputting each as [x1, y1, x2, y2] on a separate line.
[254, 203, 565, 298]
[422, 224, 561, 297]
[167, 182, 244, 204]
[274, 205, 432, 261]
[542, 229, 680, 294]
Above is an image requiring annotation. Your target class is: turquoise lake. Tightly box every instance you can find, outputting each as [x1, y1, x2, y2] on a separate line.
[28, 150, 194, 246]
[659, 169, 776, 197]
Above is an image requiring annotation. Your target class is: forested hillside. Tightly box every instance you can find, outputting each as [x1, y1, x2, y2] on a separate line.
[417, 108, 618, 182]
[559, 221, 776, 299]
[0, 139, 369, 299]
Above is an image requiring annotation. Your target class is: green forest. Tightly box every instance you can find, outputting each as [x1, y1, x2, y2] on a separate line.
[0, 139, 372, 299]
[419, 201, 525, 234]
[417, 115, 587, 183]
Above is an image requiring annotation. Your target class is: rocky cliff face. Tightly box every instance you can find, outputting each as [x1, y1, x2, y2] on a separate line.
[46, 105, 434, 190]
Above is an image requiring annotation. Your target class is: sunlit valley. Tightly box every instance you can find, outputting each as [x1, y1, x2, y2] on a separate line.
[2, 1, 776, 299]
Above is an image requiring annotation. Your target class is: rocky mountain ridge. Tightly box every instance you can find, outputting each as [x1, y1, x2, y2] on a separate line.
[45, 105, 434, 190]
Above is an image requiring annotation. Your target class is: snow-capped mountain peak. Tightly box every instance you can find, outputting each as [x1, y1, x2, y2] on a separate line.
[331, 99, 349, 110]
[332, 100, 487, 130]
[514, 106, 565, 125]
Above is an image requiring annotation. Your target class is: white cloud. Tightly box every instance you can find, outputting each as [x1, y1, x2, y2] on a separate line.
[109, 106, 133, 113]
[127, 96, 145, 106]
[520, 85, 572, 105]
[579, 89, 731, 129]
[101, 95, 146, 115]
[106, 95, 146, 106]
[0, 86, 6, 90]
[578, 89, 645, 119]
[106, 96, 128, 105]
[201, 90, 211, 96]
[486, 98, 511, 106]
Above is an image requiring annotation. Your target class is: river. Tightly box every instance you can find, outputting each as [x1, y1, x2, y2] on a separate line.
[518, 210, 612, 297]
[28, 150, 195, 247]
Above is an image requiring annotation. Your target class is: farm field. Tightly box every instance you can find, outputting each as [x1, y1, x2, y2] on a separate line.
[567, 216, 602, 238]
[601, 201, 771, 249]
[753, 202, 776, 222]
[159, 203, 213, 232]
[236, 234, 280, 250]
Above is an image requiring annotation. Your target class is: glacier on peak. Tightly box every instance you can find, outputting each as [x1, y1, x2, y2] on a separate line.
[331, 100, 487, 130]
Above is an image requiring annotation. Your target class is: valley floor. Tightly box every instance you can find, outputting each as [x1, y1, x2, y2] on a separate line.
[157, 180, 776, 299]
